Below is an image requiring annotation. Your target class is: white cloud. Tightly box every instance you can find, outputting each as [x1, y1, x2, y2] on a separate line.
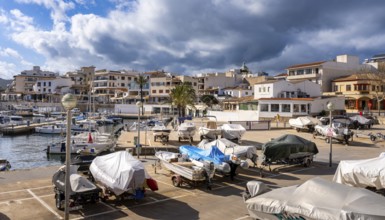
[0, 47, 22, 59]
[0, 61, 18, 79]
[15, 0, 75, 24]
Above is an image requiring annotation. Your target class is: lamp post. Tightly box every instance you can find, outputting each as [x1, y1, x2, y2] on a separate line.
[136, 101, 143, 158]
[327, 102, 334, 167]
[61, 93, 77, 220]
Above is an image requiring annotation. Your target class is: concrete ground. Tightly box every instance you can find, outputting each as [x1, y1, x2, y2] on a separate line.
[1, 122, 385, 220]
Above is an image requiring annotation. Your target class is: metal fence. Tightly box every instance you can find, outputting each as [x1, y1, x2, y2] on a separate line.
[229, 120, 271, 130]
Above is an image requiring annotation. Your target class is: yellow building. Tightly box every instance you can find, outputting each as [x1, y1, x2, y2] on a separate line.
[328, 73, 383, 113]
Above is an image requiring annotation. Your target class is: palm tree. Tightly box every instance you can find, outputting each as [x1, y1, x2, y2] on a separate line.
[135, 74, 148, 116]
[170, 82, 196, 117]
[200, 95, 219, 108]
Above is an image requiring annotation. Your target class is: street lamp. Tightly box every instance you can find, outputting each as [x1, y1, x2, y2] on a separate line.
[61, 93, 77, 220]
[327, 101, 334, 167]
[136, 101, 143, 158]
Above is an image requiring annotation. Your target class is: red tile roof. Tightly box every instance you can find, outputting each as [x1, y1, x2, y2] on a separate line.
[287, 61, 326, 69]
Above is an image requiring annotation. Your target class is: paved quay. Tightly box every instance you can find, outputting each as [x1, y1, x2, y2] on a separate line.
[1, 122, 385, 219]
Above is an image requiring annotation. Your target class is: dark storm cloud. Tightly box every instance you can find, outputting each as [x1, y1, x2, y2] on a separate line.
[7, 0, 385, 75]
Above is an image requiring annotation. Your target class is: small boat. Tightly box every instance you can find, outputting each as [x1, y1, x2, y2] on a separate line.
[46, 132, 115, 154]
[0, 159, 11, 171]
[155, 151, 215, 189]
[177, 121, 196, 142]
[90, 151, 157, 199]
[35, 125, 66, 134]
[220, 124, 246, 142]
[152, 121, 171, 142]
[243, 177, 385, 220]
[198, 116, 221, 140]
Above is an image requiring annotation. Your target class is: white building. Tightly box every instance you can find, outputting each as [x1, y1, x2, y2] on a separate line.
[254, 80, 322, 99]
[222, 86, 254, 98]
[286, 54, 374, 92]
[33, 77, 72, 94]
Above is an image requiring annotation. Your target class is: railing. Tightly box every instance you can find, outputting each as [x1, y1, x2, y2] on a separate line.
[229, 120, 271, 130]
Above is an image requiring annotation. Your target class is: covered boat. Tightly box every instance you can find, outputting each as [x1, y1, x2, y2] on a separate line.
[333, 153, 385, 190]
[197, 138, 257, 167]
[349, 115, 373, 129]
[262, 134, 318, 167]
[288, 116, 321, 132]
[198, 116, 221, 140]
[220, 124, 246, 142]
[244, 177, 385, 220]
[152, 121, 171, 142]
[177, 121, 196, 142]
[89, 151, 150, 196]
[179, 145, 231, 174]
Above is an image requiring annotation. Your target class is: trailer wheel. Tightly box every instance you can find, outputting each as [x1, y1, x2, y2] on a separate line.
[370, 135, 376, 142]
[55, 193, 64, 210]
[304, 159, 311, 167]
[172, 176, 181, 187]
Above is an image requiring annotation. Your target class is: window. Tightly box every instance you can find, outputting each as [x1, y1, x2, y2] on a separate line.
[271, 104, 279, 112]
[37, 82, 41, 86]
[165, 90, 170, 93]
[306, 69, 312, 74]
[260, 104, 269, 112]
[282, 104, 291, 112]
[43, 82, 46, 86]
[48, 82, 51, 86]
[152, 90, 156, 93]
[259, 87, 261, 92]
[372, 85, 376, 91]
[245, 92, 248, 95]
[263, 87, 266, 92]
[121, 83, 125, 86]
[297, 69, 304, 75]
[194, 82, 197, 86]
[159, 90, 163, 93]
[334, 85, 338, 92]
[122, 77, 125, 80]
[267, 87, 270, 92]
[301, 104, 307, 113]
[346, 85, 351, 91]
[293, 104, 299, 112]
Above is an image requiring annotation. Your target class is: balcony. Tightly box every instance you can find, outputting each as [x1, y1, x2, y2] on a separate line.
[286, 73, 318, 80]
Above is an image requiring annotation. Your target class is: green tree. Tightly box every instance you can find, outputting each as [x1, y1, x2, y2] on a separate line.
[200, 95, 219, 108]
[135, 74, 148, 115]
[170, 82, 196, 117]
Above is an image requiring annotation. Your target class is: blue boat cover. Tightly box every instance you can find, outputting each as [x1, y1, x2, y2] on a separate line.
[179, 145, 230, 165]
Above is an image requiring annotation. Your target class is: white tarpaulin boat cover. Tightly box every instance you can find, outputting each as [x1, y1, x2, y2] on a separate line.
[90, 151, 150, 195]
[245, 177, 385, 220]
[288, 116, 321, 128]
[197, 138, 256, 159]
[333, 153, 385, 189]
[349, 115, 371, 125]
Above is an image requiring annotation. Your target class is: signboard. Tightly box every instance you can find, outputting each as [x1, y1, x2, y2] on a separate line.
[326, 128, 334, 137]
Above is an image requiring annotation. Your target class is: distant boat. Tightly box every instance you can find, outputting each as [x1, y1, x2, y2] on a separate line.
[35, 125, 66, 134]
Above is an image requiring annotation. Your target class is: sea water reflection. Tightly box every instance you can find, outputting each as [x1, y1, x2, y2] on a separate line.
[0, 123, 121, 170]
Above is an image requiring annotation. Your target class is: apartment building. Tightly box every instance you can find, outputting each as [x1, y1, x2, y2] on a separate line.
[92, 69, 131, 103]
[148, 71, 176, 103]
[327, 73, 384, 113]
[286, 55, 373, 92]
[7, 66, 58, 101]
[125, 71, 150, 104]
[65, 66, 95, 102]
[32, 77, 72, 103]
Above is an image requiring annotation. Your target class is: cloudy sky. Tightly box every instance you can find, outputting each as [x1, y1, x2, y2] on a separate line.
[0, 0, 385, 79]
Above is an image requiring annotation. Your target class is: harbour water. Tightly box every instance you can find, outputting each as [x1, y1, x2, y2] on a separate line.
[0, 121, 131, 170]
